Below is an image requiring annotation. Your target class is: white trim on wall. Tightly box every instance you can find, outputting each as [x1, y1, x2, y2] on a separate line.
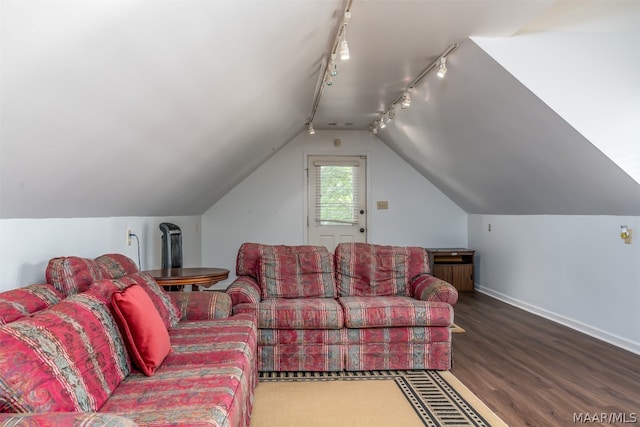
[469, 213, 640, 356]
[476, 285, 640, 355]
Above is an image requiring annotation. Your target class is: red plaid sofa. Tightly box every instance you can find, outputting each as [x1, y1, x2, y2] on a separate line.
[227, 242, 458, 372]
[0, 254, 257, 427]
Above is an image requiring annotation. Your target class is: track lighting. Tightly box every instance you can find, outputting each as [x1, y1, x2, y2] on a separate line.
[401, 91, 411, 109]
[339, 37, 350, 61]
[388, 107, 396, 120]
[330, 55, 338, 77]
[304, 1, 353, 133]
[436, 57, 447, 79]
[340, 11, 351, 61]
[325, 74, 334, 86]
[366, 43, 458, 132]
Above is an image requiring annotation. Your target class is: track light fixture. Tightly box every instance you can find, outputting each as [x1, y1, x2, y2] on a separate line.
[369, 43, 458, 134]
[305, 1, 353, 135]
[340, 11, 351, 61]
[401, 91, 411, 109]
[339, 38, 350, 61]
[436, 57, 447, 79]
[329, 55, 338, 77]
[325, 74, 334, 86]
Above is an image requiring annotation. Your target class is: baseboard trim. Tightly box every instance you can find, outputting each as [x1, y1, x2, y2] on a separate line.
[476, 286, 640, 356]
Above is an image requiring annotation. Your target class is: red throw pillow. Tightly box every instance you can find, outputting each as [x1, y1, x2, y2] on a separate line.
[111, 284, 171, 376]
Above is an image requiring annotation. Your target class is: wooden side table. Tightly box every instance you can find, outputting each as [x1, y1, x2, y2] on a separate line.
[426, 248, 475, 292]
[144, 267, 229, 291]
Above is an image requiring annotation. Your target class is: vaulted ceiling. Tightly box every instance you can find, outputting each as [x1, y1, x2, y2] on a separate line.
[1, 0, 639, 219]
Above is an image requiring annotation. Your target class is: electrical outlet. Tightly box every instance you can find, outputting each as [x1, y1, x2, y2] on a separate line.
[127, 229, 132, 246]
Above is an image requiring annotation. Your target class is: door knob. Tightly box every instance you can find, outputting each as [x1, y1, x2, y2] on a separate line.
[359, 210, 365, 214]
[360, 228, 365, 233]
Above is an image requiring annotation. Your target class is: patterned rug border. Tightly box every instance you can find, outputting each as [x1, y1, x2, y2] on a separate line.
[258, 370, 503, 427]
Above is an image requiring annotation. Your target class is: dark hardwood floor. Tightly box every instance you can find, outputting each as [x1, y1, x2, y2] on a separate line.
[450, 292, 640, 426]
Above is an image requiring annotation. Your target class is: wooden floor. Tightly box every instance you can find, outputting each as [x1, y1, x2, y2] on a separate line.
[450, 292, 640, 426]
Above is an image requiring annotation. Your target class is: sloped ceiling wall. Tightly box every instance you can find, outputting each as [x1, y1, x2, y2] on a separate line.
[376, 39, 640, 215]
[2, 1, 638, 219]
[0, 0, 343, 218]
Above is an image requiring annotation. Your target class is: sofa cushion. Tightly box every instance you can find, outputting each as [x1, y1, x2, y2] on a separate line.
[257, 251, 336, 299]
[339, 296, 453, 328]
[46, 254, 140, 297]
[167, 314, 257, 367]
[335, 243, 431, 297]
[236, 242, 331, 279]
[99, 364, 253, 427]
[235, 298, 344, 329]
[112, 284, 172, 376]
[94, 254, 139, 278]
[93, 272, 181, 329]
[46, 256, 109, 296]
[170, 290, 233, 321]
[0, 284, 63, 325]
[167, 313, 258, 391]
[0, 289, 130, 413]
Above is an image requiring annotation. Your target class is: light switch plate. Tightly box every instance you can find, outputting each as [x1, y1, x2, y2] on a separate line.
[377, 201, 389, 209]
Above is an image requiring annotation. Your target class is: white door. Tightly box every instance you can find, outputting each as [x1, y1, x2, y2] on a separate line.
[308, 155, 367, 251]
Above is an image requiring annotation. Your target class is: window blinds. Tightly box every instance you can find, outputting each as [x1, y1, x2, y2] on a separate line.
[313, 160, 360, 225]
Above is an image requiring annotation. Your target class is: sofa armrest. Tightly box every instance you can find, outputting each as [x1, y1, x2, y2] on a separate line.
[411, 274, 458, 305]
[167, 291, 232, 321]
[0, 412, 138, 426]
[226, 276, 261, 306]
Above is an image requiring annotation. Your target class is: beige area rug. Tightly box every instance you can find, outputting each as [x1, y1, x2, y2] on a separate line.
[252, 370, 507, 427]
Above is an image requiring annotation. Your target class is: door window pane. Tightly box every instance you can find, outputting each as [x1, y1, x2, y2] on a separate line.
[314, 162, 360, 226]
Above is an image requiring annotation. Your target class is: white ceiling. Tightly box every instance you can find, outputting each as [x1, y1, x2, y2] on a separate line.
[313, 0, 554, 129]
[1, 0, 638, 218]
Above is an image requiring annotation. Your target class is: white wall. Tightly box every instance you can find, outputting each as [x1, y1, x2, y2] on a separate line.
[0, 215, 201, 292]
[202, 130, 468, 285]
[469, 214, 640, 354]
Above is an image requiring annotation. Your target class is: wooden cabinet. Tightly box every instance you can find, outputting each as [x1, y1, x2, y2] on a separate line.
[427, 248, 475, 292]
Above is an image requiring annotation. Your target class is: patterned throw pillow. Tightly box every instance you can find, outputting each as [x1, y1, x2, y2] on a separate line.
[0, 290, 130, 413]
[111, 284, 172, 376]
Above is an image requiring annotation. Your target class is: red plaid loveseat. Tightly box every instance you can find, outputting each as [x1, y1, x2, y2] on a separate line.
[0, 254, 257, 427]
[227, 242, 458, 372]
